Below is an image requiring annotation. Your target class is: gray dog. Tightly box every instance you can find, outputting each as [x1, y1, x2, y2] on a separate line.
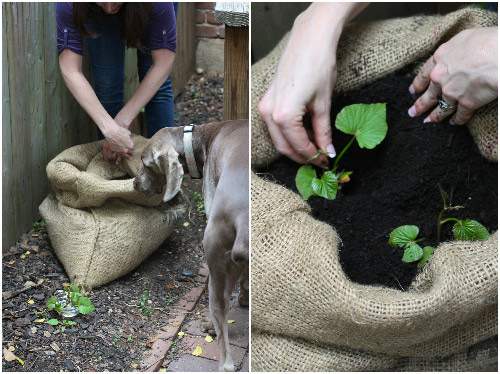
[134, 120, 249, 371]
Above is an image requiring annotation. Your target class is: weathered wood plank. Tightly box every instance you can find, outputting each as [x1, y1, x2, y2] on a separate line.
[223, 26, 249, 120]
[171, 3, 196, 97]
[2, 4, 14, 249]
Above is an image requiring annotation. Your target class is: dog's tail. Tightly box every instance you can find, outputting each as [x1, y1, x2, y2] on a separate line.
[231, 217, 248, 265]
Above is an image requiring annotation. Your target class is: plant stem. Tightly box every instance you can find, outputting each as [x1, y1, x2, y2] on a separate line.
[440, 217, 460, 225]
[333, 136, 355, 171]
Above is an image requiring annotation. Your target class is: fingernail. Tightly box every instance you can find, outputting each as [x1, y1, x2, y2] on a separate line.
[423, 116, 431, 124]
[326, 144, 336, 158]
[449, 119, 456, 126]
[408, 106, 416, 118]
[409, 85, 415, 95]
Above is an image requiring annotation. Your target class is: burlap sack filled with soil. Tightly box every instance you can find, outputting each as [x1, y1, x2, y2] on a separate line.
[251, 8, 498, 372]
[252, 7, 498, 167]
[39, 135, 185, 289]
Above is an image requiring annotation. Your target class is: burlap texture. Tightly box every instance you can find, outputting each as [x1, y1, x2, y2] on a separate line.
[39, 136, 185, 289]
[252, 8, 498, 167]
[251, 8, 498, 371]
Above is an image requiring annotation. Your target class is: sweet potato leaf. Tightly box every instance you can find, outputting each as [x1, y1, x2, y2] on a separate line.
[452, 219, 489, 241]
[335, 103, 388, 149]
[295, 165, 316, 200]
[388, 225, 419, 248]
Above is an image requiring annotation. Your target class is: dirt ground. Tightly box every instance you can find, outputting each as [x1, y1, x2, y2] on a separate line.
[266, 67, 498, 290]
[2, 73, 224, 372]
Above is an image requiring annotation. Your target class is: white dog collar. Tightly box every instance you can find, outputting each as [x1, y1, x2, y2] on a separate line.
[183, 125, 201, 179]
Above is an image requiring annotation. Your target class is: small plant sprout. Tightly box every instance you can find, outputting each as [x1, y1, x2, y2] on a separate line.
[296, 103, 388, 200]
[46, 283, 95, 327]
[437, 184, 489, 242]
[138, 290, 153, 316]
[388, 225, 435, 267]
[390, 188, 490, 267]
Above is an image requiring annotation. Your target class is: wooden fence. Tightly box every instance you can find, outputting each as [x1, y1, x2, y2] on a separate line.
[2, 3, 195, 249]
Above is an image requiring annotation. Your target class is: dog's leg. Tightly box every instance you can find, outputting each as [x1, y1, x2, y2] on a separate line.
[238, 267, 249, 307]
[204, 221, 236, 372]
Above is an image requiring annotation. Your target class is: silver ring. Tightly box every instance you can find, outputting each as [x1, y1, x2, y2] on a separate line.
[438, 98, 456, 112]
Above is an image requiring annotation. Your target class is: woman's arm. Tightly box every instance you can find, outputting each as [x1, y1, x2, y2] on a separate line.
[258, 2, 369, 167]
[114, 49, 176, 129]
[58, 49, 133, 155]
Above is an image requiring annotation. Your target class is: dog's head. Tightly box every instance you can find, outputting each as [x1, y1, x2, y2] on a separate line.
[134, 128, 184, 202]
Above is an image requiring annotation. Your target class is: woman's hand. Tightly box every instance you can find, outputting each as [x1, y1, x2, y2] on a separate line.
[258, 3, 368, 168]
[408, 27, 498, 125]
[101, 121, 134, 159]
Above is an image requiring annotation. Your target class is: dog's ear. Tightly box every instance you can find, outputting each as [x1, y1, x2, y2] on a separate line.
[153, 147, 184, 202]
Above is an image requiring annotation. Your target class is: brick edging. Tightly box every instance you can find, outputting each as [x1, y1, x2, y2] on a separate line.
[140, 264, 209, 372]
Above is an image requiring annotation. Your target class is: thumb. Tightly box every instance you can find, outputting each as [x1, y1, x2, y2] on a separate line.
[311, 105, 335, 158]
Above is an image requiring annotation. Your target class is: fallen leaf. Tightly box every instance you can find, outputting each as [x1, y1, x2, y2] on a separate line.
[7, 260, 15, 265]
[130, 363, 138, 369]
[50, 342, 60, 352]
[192, 345, 203, 357]
[227, 320, 235, 324]
[7, 346, 15, 352]
[165, 283, 176, 290]
[177, 331, 185, 338]
[31, 327, 37, 334]
[27, 299, 35, 305]
[23, 281, 36, 288]
[3, 348, 24, 366]
[43, 331, 51, 338]
[34, 319, 45, 323]
[204, 335, 214, 343]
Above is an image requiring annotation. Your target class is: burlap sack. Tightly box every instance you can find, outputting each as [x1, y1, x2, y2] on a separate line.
[251, 8, 498, 372]
[252, 7, 498, 167]
[39, 135, 185, 289]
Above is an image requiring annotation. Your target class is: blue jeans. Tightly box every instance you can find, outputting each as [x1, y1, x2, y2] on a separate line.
[86, 16, 175, 138]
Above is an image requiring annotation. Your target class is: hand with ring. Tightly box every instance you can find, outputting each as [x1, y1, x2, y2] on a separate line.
[408, 27, 498, 125]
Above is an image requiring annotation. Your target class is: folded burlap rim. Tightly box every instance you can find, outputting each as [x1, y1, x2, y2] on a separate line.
[251, 7, 498, 371]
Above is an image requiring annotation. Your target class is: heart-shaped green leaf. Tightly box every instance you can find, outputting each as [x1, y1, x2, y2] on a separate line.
[389, 225, 419, 248]
[295, 165, 316, 200]
[47, 318, 59, 326]
[335, 103, 388, 149]
[452, 219, 489, 241]
[311, 171, 339, 200]
[402, 243, 424, 263]
[417, 246, 435, 268]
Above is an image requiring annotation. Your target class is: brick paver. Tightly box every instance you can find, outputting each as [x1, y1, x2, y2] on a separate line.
[141, 263, 248, 372]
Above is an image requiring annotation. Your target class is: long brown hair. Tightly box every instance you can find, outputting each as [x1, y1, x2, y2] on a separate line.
[72, 3, 153, 48]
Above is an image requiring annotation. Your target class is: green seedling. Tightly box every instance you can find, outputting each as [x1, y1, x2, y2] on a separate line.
[389, 225, 435, 267]
[437, 184, 489, 242]
[192, 191, 205, 213]
[296, 103, 388, 200]
[32, 219, 46, 232]
[138, 290, 153, 317]
[389, 187, 489, 267]
[46, 283, 95, 318]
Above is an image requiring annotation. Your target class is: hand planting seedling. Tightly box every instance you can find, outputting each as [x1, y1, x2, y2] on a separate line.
[296, 103, 387, 200]
[46, 283, 95, 327]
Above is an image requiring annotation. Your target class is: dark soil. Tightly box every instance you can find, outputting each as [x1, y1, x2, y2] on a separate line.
[264, 68, 498, 290]
[2, 73, 223, 372]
